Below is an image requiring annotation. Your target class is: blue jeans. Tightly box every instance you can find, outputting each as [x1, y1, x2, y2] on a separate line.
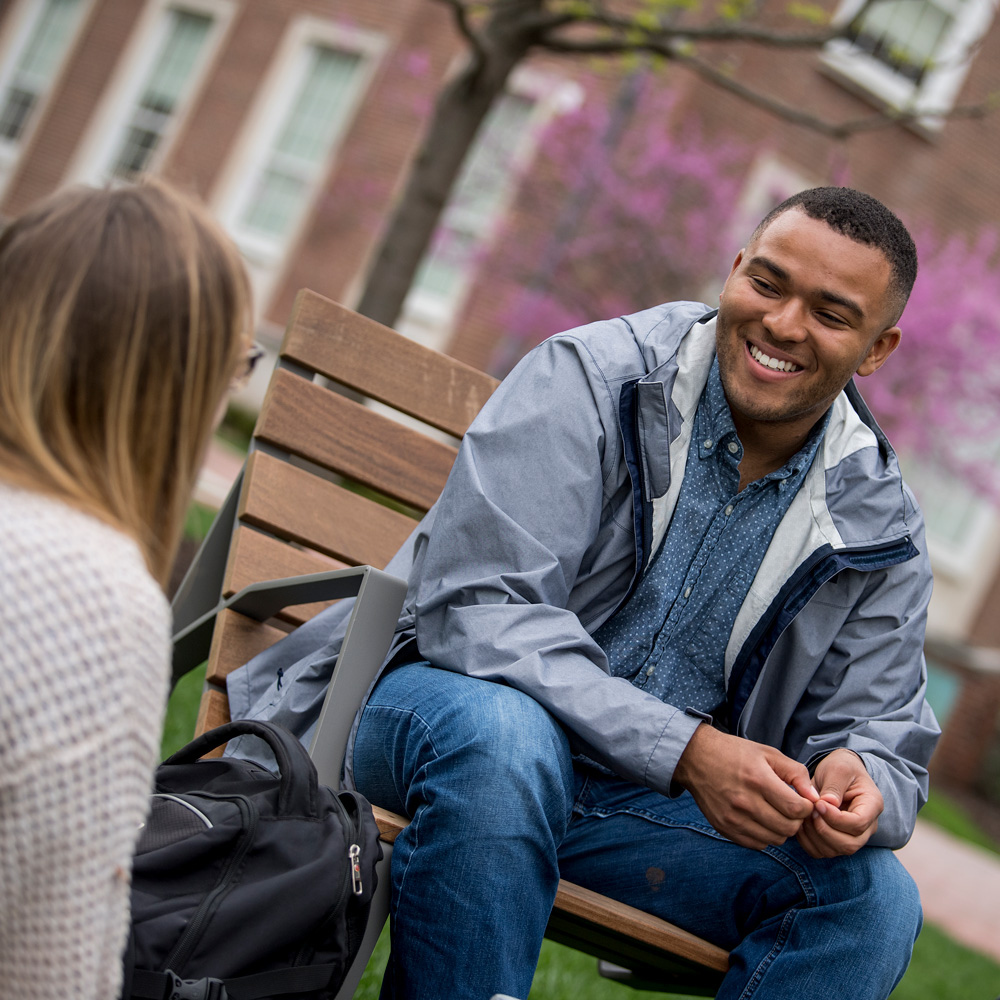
[352, 663, 922, 1000]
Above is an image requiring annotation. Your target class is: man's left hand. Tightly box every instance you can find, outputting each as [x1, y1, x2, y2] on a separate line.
[796, 749, 883, 859]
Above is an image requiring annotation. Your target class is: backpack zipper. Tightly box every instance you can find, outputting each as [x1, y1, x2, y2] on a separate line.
[162, 793, 257, 972]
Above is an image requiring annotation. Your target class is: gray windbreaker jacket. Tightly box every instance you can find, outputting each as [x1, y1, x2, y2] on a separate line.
[227, 301, 940, 849]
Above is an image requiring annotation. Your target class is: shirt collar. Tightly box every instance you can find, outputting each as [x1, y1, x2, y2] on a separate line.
[695, 357, 739, 460]
[695, 356, 831, 485]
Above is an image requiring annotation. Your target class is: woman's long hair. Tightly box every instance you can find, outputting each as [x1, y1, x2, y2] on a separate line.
[0, 179, 251, 585]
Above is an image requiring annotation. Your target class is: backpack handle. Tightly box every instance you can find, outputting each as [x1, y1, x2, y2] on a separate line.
[164, 719, 319, 816]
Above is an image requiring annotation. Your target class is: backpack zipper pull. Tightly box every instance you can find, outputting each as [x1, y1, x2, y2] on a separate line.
[349, 844, 363, 895]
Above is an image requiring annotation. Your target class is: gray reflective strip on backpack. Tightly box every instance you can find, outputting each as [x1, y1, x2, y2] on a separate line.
[153, 793, 213, 828]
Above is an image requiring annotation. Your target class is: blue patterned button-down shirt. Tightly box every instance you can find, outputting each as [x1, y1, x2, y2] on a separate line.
[592, 357, 829, 717]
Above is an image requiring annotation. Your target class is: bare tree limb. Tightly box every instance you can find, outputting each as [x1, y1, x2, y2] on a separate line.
[433, 0, 489, 66]
[671, 47, 995, 137]
[541, 14, 843, 48]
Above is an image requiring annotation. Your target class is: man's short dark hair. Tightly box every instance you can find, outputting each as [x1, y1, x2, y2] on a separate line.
[750, 187, 917, 325]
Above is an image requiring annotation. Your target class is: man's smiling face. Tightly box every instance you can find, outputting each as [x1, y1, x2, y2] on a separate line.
[715, 208, 901, 442]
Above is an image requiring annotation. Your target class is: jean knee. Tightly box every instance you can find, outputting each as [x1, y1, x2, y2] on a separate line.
[435, 674, 575, 803]
[828, 847, 922, 948]
[360, 664, 575, 828]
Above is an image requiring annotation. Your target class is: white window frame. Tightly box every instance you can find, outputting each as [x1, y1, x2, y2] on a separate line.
[211, 16, 385, 312]
[730, 154, 818, 251]
[65, 0, 235, 185]
[900, 448, 1000, 580]
[821, 0, 997, 129]
[397, 66, 583, 353]
[0, 0, 93, 198]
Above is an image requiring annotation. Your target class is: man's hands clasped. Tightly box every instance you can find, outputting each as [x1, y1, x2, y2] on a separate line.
[673, 726, 883, 858]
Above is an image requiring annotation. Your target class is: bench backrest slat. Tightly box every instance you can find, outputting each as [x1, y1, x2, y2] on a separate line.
[239, 451, 417, 568]
[196, 289, 499, 737]
[282, 293, 497, 437]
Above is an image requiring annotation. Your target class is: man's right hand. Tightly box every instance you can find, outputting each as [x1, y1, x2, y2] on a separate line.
[673, 725, 818, 850]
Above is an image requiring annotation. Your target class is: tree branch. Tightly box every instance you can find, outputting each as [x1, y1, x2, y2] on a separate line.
[433, 0, 489, 66]
[551, 18, 840, 47]
[672, 48, 995, 137]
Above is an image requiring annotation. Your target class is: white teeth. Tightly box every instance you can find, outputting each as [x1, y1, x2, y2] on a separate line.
[749, 344, 801, 373]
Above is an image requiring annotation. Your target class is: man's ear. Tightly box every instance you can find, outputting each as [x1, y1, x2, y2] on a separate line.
[857, 327, 901, 377]
[719, 249, 745, 302]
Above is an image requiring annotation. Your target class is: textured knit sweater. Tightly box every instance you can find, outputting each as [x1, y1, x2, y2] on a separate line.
[0, 481, 171, 1000]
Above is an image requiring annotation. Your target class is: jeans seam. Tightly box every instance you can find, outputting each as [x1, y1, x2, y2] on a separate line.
[377, 706, 437, 939]
[761, 845, 818, 907]
[738, 907, 798, 999]
[572, 801, 729, 842]
[361, 702, 443, 820]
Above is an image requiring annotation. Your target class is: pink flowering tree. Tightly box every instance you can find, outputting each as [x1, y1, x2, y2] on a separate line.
[477, 82, 1000, 496]
[864, 228, 1000, 496]
[482, 80, 752, 373]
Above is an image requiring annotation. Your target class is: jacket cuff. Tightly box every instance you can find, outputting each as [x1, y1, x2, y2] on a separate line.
[644, 708, 704, 797]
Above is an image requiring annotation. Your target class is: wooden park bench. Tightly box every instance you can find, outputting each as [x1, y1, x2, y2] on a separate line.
[170, 289, 730, 998]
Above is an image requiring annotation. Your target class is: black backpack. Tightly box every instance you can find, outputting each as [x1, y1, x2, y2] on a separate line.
[122, 719, 382, 1000]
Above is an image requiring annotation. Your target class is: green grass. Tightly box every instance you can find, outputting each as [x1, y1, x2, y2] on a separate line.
[182, 500, 218, 542]
[890, 923, 1000, 999]
[216, 402, 256, 453]
[350, 921, 1000, 999]
[920, 789, 1000, 857]
[161, 660, 206, 758]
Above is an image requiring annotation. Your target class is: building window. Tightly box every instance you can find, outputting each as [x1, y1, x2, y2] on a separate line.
[900, 448, 1000, 580]
[822, 0, 997, 124]
[238, 45, 364, 240]
[212, 17, 383, 311]
[0, 0, 87, 188]
[407, 93, 536, 315]
[65, 0, 232, 187]
[109, 7, 212, 178]
[398, 71, 581, 352]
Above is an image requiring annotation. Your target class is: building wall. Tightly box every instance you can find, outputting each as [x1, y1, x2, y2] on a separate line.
[0, 0, 464, 331]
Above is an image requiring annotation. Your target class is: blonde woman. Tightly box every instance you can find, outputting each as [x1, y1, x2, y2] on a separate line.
[0, 180, 253, 999]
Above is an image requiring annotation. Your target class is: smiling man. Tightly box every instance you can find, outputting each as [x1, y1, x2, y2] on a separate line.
[229, 188, 939, 1000]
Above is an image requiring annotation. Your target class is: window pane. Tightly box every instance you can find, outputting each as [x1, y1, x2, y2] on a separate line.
[0, 88, 36, 141]
[239, 45, 363, 239]
[274, 47, 362, 164]
[17, 0, 82, 82]
[409, 92, 536, 304]
[0, 0, 83, 142]
[142, 10, 212, 114]
[446, 94, 535, 228]
[242, 168, 307, 237]
[849, 0, 961, 82]
[110, 7, 212, 178]
[114, 125, 161, 176]
[412, 230, 477, 300]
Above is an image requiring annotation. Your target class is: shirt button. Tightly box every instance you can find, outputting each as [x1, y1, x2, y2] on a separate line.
[703, 438, 713, 449]
[727, 441, 739, 454]
[683, 586, 692, 599]
[724, 504, 734, 516]
[645, 664, 656, 676]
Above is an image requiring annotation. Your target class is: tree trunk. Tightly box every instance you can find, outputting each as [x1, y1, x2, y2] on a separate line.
[355, 5, 537, 329]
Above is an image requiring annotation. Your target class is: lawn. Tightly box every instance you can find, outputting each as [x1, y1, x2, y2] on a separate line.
[348, 921, 1000, 999]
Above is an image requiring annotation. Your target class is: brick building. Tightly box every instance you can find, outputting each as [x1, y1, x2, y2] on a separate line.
[2, 0, 999, 783]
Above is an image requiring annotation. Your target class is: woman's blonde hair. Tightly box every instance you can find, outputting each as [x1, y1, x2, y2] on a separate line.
[0, 178, 251, 585]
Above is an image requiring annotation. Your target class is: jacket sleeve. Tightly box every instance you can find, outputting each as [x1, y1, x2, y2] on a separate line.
[782, 538, 939, 849]
[411, 332, 702, 793]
